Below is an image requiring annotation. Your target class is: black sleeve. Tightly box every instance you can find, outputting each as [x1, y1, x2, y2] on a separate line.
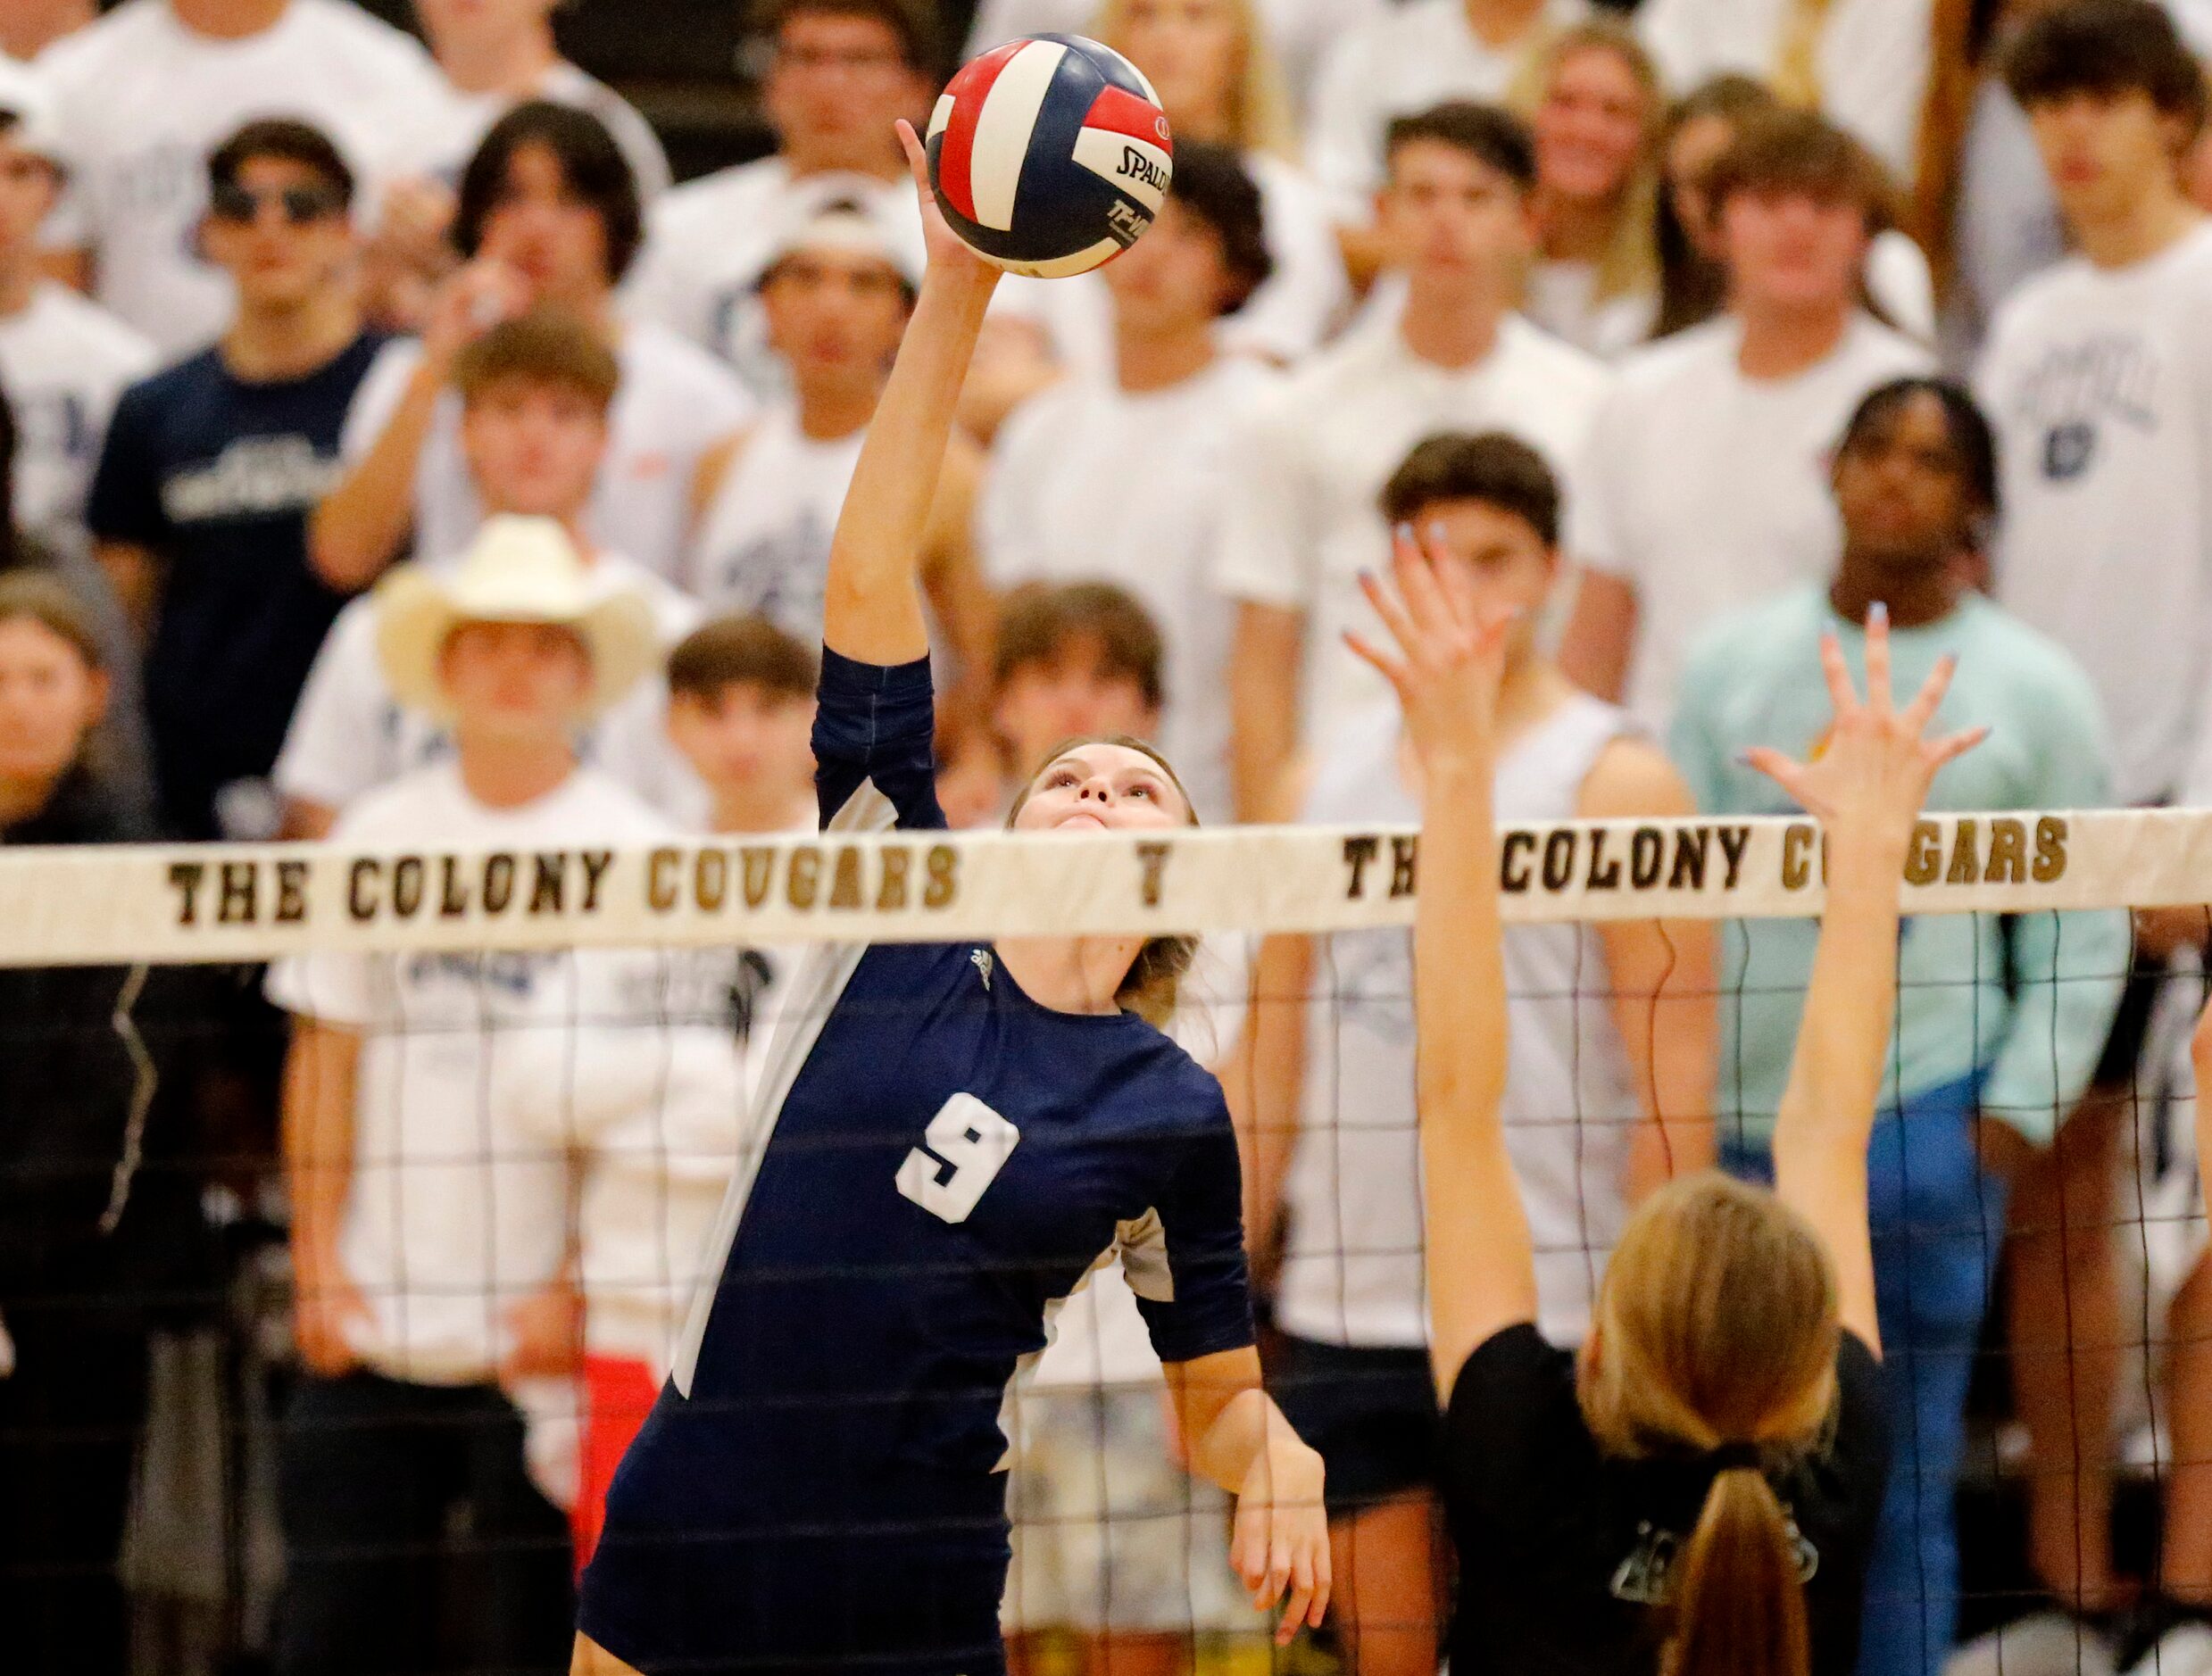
[1825, 1330, 1893, 1524]
[1443, 1323, 1582, 1509]
[86, 380, 167, 550]
[811, 648, 944, 833]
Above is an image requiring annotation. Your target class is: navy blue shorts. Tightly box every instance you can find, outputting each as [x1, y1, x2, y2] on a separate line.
[1268, 1333, 1442, 1517]
[578, 1397, 1011, 1676]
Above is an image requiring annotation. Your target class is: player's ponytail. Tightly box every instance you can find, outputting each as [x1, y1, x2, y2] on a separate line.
[1664, 1459, 1811, 1676]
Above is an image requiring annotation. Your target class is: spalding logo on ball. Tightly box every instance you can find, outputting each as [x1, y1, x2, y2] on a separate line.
[927, 34, 1173, 278]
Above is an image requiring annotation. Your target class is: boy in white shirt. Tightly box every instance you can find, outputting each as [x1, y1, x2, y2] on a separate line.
[0, 65, 153, 562]
[315, 102, 752, 592]
[35, 0, 449, 356]
[368, 0, 673, 331]
[622, 0, 937, 393]
[279, 311, 703, 834]
[1245, 432, 1713, 1676]
[1216, 101, 1610, 818]
[984, 141, 1277, 823]
[686, 201, 994, 738]
[1976, 0, 2212, 1643]
[267, 514, 671, 1676]
[1559, 109, 1933, 734]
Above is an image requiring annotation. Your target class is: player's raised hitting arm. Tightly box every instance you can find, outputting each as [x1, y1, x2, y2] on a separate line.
[1751, 612, 1985, 1358]
[821, 120, 1001, 669]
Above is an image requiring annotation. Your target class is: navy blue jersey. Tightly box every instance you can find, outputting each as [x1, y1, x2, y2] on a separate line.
[581, 651, 1252, 1675]
[86, 334, 384, 839]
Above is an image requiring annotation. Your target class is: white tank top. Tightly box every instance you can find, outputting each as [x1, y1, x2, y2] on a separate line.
[686, 403, 866, 638]
[1276, 693, 1643, 1350]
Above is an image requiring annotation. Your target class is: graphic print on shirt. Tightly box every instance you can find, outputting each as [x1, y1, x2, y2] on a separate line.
[2001, 333, 2160, 484]
[161, 435, 345, 523]
[1609, 1507, 1820, 1605]
[710, 508, 834, 638]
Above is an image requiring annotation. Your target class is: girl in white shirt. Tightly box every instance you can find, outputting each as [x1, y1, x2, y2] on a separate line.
[1526, 21, 1667, 359]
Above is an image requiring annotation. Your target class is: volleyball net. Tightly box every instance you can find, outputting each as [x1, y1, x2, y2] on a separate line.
[4, 809, 2208, 1673]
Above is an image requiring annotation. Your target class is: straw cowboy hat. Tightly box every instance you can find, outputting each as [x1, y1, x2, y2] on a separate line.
[373, 516, 659, 726]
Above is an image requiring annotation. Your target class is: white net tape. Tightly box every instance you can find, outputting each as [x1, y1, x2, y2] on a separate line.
[2, 806, 2205, 967]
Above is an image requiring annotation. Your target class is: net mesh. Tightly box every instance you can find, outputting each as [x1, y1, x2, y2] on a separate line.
[2, 814, 2206, 1675]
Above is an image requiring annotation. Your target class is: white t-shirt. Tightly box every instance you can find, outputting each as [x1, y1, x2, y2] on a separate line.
[1280, 694, 1640, 1348]
[273, 549, 706, 823]
[1978, 222, 2212, 807]
[686, 401, 865, 636]
[1636, 0, 1933, 184]
[1581, 311, 1933, 731]
[1524, 260, 1658, 361]
[1227, 151, 1351, 363]
[400, 59, 672, 199]
[263, 760, 686, 1385]
[622, 154, 1107, 402]
[1307, 0, 1587, 215]
[1213, 314, 1611, 743]
[984, 357, 1278, 822]
[0, 279, 155, 554]
[37, 0, 450, 356]
[340, 322, 754, 582]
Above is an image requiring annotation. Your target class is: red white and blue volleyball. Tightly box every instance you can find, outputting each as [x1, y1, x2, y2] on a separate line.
[927, 35, 1174, 278]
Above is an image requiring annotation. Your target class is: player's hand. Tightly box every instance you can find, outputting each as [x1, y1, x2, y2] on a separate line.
[294, 1259, 372, 1376]
[502, 1275, 585, 1382]
[421, 256, 531, 367]
[894, 118, 997, 295]
[1741, 606, 1985, 869]
[1345, 521, 1517, 778]
[1231, 1434, 1331, 1644]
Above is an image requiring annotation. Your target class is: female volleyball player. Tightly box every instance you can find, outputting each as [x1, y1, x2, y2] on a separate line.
[1359, 531, 1982, 1675]
[571, 120, 1330, 1676]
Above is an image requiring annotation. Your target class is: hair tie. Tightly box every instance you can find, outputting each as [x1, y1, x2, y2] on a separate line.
[1705, 1440, 1765, 1474]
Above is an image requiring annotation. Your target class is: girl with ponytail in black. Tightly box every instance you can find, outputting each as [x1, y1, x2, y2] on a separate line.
[1351, 528, 1984, 1675]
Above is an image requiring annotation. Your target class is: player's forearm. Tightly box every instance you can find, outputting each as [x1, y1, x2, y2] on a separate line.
[1773, 831, 1903, 1166]
[1228, 609, 1303, 821]
[309, 361, 445, 589]
[281, 1022, 359, 1269]
[1185, 1381, 1309, 1498]
[824, 265, 999, 668]
[1415, 760, 1509, 1133]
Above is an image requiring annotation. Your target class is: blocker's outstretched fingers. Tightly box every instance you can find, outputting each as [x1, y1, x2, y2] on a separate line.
[1929, 725, 1990, 770]
[1817, 630, 1859, 718]
[1359, 568, 1423, 662]
[1344, 630, 1410, 703]
[1900, 653, 1958, 740]
[1861, 602, 1894, 715]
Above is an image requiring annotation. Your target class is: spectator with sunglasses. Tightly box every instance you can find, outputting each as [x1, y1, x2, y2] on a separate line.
[87, 119, 386, 842]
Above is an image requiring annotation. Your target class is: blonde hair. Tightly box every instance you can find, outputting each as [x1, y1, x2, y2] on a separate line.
[1004, 732, 1200, 1027]
[1532, 20, 1666, 310]
[1093, 0, 1298, 160]
[1577, 1173, 1841, 1676]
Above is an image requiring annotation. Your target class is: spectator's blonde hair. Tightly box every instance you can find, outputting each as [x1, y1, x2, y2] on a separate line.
[1577, 1173, 1841, 1676]
[1093, 0, 1298, 160]
[1531, 21, 1666, 312]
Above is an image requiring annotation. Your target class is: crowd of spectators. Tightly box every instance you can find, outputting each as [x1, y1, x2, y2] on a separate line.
[3, 0, 2212, 1673]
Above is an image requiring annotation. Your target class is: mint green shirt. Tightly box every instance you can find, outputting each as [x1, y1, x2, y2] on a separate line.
[1668, 586, 2128, 1146]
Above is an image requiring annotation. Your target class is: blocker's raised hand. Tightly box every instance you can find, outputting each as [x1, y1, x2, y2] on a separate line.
[1741, 605, 1986, 862]
[1346, 522, 1518, 776]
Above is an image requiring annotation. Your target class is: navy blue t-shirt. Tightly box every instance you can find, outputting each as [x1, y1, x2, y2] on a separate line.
[87, 334, 384, 839]
[582, 651, 1252, 1672]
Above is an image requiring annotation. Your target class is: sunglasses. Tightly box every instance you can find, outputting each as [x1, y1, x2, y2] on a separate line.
[208, 181, 345, 226]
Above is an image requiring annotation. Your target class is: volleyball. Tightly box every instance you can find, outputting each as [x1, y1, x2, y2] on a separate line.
[925, 34, 1174, 278]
